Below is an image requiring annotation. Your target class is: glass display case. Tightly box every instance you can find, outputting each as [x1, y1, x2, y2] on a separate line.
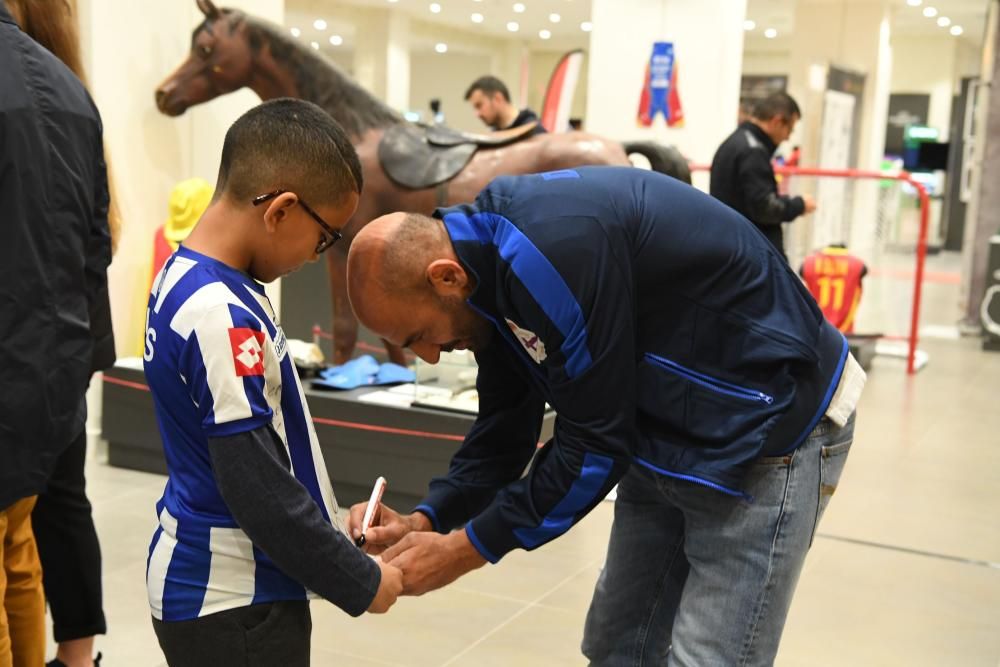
[410, 350, 480, 415]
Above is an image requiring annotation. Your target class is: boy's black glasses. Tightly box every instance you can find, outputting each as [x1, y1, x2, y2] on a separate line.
[252, 189, 342, 254]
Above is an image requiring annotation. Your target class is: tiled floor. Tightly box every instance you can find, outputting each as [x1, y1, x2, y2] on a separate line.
[48, 251, 1000, 666]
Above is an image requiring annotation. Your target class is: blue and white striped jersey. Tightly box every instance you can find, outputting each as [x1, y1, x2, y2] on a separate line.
[143, 245, 343, 621]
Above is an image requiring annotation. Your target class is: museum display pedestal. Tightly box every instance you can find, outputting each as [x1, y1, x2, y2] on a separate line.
[102, 360, 555, 509]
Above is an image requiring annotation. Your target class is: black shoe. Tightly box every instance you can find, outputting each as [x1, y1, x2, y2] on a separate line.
[46, 653, 102, 667]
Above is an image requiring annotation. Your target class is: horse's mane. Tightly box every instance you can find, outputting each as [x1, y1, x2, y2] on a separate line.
[230, 10, 403, 137]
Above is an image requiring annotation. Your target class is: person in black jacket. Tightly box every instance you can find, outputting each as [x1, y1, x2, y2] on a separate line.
[710, 92, 816, 259]
[344, 167, 865, 666]
[464, 75, 547, 135]
[0, 2, 112, 664]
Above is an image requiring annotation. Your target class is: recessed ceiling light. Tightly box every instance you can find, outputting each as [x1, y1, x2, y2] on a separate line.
[507, 21, 520, 32]
[471, 12, 484, 23]
[313, 19, 326, 30]
[764, 27, 777, 38]
[430, 3, 441, 13]
[743, 19, 756, 31]
[329, 35, 342, 46]
[290, 27, 301, 37]
[549, 13, 561, 23]
[539, 29, 551, 39]
[435, 42, 448, 53]
[950, 25, 963, 35]
[580, 21, 593, 32]
[388, 0, 399, 3]
[923, 6, 937, 17]
[513, 3, 526, 13]
[906, 0, 921, 5]
[937, 16, 950, 27]
[310, 41, 319, 50]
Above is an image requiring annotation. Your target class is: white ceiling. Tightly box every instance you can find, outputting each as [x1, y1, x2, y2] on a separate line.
[286, 0, 592, 52]
[745, 0, 989, 43]
[283, 0, 990, 56]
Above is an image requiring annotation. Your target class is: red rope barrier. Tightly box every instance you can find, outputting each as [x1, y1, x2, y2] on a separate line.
[688, 164, 930, 374]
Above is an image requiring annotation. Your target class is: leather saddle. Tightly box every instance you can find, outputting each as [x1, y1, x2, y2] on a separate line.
[378, 121, 539, 190]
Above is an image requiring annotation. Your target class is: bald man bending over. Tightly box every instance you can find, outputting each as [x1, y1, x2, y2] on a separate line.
[345, 166, 865, 667]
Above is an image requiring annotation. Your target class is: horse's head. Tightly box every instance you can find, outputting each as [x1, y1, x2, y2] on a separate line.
[155, 0, 254, 116]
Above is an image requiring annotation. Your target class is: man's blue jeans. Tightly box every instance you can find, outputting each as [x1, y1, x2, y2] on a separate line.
[582, 415, 854, 666]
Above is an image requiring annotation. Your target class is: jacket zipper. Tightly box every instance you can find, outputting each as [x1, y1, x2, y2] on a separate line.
[644, 353, 774, 405]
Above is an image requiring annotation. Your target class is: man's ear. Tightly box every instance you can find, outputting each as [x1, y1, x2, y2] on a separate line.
[426, 259, 469, 296]
[261, 192, 298, 233]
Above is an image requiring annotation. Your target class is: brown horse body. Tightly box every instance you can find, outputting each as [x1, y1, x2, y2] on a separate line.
[157, 1, 630, 363]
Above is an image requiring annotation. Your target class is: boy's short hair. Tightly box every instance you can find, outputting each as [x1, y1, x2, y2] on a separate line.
[464, 75, 511, 102]
[215, 98, 363, 206]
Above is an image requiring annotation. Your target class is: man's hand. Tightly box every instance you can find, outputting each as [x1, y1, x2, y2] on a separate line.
[381, 529, 487, 596]
[802, 194, 817, 214]
[366, 560, 403, 613]
[347, 502, 433, 555]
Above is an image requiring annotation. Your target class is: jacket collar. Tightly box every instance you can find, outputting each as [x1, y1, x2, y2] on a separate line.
[0, 3, 18, 26]
[435, 205, 502, 321]
[740, 121, 778, 156]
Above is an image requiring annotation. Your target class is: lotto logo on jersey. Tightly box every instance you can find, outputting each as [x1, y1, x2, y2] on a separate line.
[228, 328, 266, 376]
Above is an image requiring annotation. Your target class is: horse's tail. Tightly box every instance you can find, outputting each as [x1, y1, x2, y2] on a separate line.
[622, 141, 692, 184]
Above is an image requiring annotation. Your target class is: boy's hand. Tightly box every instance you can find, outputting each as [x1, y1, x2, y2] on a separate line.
[367, 560, 403, 613]
[348, 502, 432, 555]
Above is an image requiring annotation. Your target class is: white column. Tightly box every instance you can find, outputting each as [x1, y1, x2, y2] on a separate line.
[354, 8, 410, 111]
[585, 0, 746, 173]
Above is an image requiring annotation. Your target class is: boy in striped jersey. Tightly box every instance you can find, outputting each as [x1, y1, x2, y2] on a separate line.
[143, 99, 402, 666]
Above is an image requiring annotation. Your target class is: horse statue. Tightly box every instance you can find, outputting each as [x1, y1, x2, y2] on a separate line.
[156, 0, 689, 364]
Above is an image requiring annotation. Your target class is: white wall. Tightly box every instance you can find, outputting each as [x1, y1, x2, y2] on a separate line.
[78, 0, 284, 356]
[409, 51, 494, 132]
[586, 0, 746, 167]
[891, 35, 958, 140]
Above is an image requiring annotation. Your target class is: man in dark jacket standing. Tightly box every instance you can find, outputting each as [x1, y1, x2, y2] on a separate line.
[0, 3, 112, 663]
[710, 92, 816, 259]
[344, 166, 865, 665]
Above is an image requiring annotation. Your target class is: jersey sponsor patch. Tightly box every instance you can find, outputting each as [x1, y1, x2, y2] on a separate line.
[505, 318, 547, 363]
[228, 327, 266, 376]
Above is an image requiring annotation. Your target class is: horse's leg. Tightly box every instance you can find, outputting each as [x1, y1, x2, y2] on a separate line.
[327, 247, 358, 365]
[326, 242, 407, 366]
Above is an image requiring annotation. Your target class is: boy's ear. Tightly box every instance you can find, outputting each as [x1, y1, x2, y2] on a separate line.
[261, 192, 298, 233]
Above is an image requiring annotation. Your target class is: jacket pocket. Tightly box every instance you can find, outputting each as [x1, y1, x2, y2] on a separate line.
[637, 353, 777, 448]
[643, 353, 774, 405]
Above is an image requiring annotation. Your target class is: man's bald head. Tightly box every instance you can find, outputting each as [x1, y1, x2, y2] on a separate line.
[347, 212, 448, 314]
[346, 211, 493, 362]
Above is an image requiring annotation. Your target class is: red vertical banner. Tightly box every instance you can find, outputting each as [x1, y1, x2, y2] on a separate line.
[541, 49, 584, 133]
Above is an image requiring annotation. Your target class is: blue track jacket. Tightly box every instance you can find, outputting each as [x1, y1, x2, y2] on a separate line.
[415, 166, 848, 563]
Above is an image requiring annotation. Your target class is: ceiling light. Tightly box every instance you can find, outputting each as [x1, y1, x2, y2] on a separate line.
[580, 21, 593, 32]
[937, 16, 950, 27]
[743, 19, 756, 31]
[290, 27, 301, 37]
[906, 0, 921, 5]
[329, 35, 342, 46]
[471, 12, 484, 23]
[549, 13, 561, 23]
[513, 3, 526, 13]
[313, 19, 327, 30]
[923, 6, 937, 17]
[388, 0, 399, 3]
[435, 42, 448, 53]
[507, 21, 520, 32]
[310, 41, 319, 50]
[539, 29, 551, 39]
[764, 27, 777, 38]
[950, 25, 963, 35]
[430, 3, 441, 13]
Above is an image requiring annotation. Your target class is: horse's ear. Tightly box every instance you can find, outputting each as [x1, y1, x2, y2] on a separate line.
[196, 0, 221, 19]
